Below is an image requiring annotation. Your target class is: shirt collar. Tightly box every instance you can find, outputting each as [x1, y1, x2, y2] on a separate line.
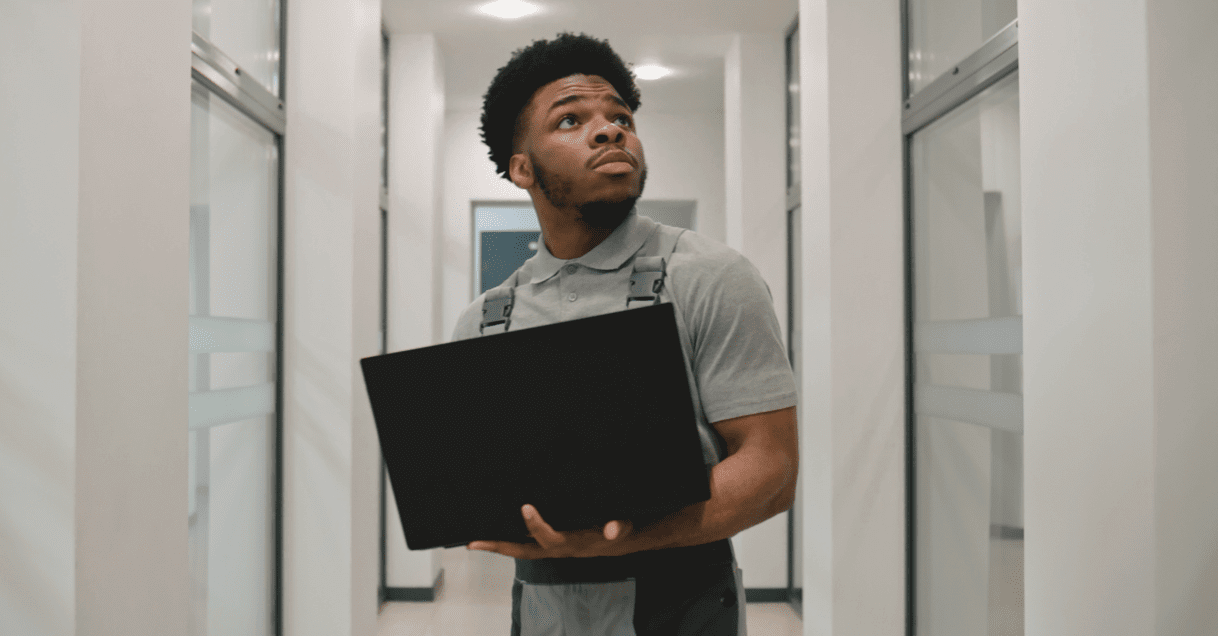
[524, 207, 658, 284]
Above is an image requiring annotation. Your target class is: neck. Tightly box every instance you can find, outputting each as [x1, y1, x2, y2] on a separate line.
[538, 214, 615, 260]
[532, 199, 629, 260]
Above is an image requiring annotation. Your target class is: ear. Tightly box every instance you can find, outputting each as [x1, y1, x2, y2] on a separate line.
[508, 153, 534, 189]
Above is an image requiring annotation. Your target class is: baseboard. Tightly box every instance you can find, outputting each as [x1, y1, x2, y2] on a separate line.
[384, 568, 445, 602]
[744, 588, 789, 603]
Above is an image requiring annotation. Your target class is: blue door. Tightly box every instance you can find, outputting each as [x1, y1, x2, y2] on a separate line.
[480, 230, 540, 295]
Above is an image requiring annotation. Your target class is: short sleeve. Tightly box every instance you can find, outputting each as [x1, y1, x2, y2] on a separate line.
[450, 294, 487, 342]
[673, 250, 798, 424]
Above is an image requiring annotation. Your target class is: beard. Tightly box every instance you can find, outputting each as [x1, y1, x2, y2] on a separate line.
[532, 153, 648, 231]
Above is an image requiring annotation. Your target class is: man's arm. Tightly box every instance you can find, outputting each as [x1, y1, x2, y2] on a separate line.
[623, 405, 799, 552]
[468, 405, 798, 559]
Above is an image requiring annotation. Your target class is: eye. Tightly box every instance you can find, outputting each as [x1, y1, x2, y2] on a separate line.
[614, 114, 633, 127]
[558, 115, 578, 129]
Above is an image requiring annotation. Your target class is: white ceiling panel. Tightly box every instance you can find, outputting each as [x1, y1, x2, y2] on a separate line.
[383, 0, 798, 113]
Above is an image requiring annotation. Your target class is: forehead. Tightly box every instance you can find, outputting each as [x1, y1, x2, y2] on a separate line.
[528, 74, 623, 114]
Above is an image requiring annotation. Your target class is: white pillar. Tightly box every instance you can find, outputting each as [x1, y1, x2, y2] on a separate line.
[1019, 0, 1218, 633]
[385, 32, 447, 589]
[74, 4, 194, 631]
[282, 0, 382, 634]
[1146, 1, 1218, 631]
[0, 2, 82, 634]
[723, 31, 792, 590]
[799, 0, 906, 633]
[3, 0, 193, 633]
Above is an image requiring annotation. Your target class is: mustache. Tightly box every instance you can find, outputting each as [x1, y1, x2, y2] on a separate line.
[586, 147, 638, 169]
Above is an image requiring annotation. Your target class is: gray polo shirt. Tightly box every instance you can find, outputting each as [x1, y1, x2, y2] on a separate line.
[451, 209, 798, 466]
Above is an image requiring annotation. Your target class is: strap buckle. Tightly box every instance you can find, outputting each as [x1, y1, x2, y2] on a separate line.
[479, 287, 515, 335]
[627, 256, 667, 309]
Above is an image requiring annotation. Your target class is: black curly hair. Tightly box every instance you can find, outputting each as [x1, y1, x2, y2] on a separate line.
[480, 32, 641, 182]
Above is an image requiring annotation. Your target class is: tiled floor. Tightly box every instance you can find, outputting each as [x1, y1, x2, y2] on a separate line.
[377, 546, 803, 635]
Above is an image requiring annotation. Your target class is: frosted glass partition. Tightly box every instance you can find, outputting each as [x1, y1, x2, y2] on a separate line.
[193, 0, 280, 96]
[908, 0, 1016, 93]
[189, 80, 278, 636]
[786, 206, 802, 598]
[786, 24, 800, 190]
[911, 72, 1022, 636]
[784, 20, 802, 606]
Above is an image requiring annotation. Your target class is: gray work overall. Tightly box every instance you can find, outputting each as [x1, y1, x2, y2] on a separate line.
[479, 225, 748, 636]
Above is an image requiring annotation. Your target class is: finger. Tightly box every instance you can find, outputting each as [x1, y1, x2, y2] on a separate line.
[603, 520, 633, 541]
[522, 504, 563, 548]
[477, 540, 546, 560]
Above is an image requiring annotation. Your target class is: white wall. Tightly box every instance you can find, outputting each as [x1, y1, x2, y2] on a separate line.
[0, 2, 80, 634]
[1147, 0, 1218, 632]
[1021, 0, 1158, 629]
[384, 32, 446, 589]
[724, 32, 793, 590]
[635, 110, 728, 244]
[282, 0, 382, 634]
[3, 1, 193, 634]
[76, 4, 194, 631]
[1020, 0, 1218, 633]
[799, 0, 907, 635]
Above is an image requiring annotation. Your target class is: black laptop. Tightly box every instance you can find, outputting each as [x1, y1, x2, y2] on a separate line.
[360, 302, 711, 551]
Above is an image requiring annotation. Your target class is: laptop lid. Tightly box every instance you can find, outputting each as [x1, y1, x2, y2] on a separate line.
[360, 302, 711, 551]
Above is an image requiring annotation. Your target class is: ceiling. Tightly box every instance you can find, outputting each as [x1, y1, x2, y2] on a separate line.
[382, 0, 798, 112]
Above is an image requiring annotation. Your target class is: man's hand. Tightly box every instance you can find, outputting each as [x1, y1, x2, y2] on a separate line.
[466, 504, 635, 560]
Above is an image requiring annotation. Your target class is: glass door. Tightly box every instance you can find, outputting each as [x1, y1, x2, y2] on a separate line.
[188, 1, 284, 633]
[904, 4, 1022, 633]
[910, 72, 1022, 636]
[188, 81, 280, 636]
[785, 15, 803, 616]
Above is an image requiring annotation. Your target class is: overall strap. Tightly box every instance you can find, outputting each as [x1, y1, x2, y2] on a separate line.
[479, 269, 522, 335]
[626, 227, 685, 308]
[628, 227, 725, 466]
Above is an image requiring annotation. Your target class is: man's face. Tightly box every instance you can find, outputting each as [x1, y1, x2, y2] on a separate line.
[511, 74, 647, 228]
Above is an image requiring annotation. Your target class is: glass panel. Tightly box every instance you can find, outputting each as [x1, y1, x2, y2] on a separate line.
[193, 0, 280, 96]
[786, 22, 802, 608]
[189, 382, 275, 430]
[787, 205, 802, 601]
[915, 317, 1022, 355]
[381, 33, 389, 192]
[204, 415, 275, 631]
[912, 73, 1021, 326]
[190, 316, 276, 354]
[911, 71, 1022, 636]
[189, 80, 278, 636]
[786, 25, 801, 190]
[908, 0, 1016, 94]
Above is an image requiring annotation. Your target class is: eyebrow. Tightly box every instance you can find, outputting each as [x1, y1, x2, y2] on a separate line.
[546, 93, 629, 114]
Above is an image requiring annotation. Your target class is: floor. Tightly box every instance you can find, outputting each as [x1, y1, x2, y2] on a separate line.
[377, 546, 803, 635]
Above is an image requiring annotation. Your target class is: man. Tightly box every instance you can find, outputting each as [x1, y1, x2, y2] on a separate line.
[451, 32, 798, 635]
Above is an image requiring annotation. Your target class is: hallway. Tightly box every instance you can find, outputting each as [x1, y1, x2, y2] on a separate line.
[376, 547, 803, 635]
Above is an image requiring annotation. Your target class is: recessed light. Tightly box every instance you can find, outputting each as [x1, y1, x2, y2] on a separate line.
[633, 65, 672, 81]
[477, 0, 539, 20]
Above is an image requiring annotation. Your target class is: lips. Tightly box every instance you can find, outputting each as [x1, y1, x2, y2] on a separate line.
[590, 149, 636, 170]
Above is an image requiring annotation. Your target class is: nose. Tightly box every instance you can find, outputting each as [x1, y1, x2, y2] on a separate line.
[592, 120, 625, 145]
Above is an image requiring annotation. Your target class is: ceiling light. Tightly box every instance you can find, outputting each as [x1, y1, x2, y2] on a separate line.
[633, 65, 672, 81]
[477, 0, 539, 20]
